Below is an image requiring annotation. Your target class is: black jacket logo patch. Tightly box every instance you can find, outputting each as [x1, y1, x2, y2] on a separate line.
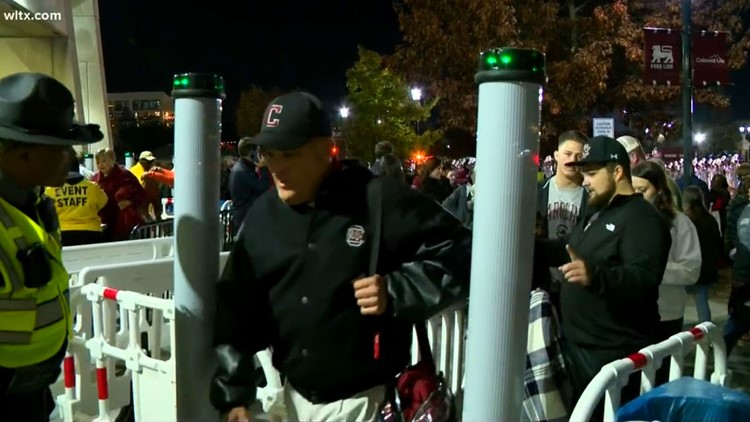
[346, 225, 366, 247]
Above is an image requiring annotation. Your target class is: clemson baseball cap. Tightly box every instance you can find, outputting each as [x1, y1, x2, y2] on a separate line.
[253, 92, 332, 151]
[566, 136, 630, 169]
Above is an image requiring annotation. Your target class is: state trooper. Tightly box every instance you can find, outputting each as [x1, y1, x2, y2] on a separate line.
[0, 72, 103, 420]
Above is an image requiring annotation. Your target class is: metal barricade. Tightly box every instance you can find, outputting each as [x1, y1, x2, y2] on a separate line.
[130, 213, 235, 252]
[130, 220, 174, 240]
[219, 209, 235, 252]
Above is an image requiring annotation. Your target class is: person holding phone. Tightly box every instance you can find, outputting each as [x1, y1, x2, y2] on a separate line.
[536, 136, 672, 411]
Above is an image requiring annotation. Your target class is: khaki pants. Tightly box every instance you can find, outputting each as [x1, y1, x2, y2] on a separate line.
[282, 382, 385, 422]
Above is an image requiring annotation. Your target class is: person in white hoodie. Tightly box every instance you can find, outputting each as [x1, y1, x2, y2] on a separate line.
[632, 161, 702, 337]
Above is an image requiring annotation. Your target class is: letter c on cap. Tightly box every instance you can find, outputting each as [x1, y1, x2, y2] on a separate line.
[266, 105, 283, 128]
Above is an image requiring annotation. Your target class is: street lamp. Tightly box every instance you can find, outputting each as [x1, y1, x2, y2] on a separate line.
[338, 106, 350, 157]
[410, 87, 423, 135]
[695, 132, 706, 143]
[740, 125, 749, 161]
[410, 87, 422, 102]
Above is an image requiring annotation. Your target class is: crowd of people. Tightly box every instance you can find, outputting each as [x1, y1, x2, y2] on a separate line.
[39, 95, 750, 420]
[47, 148, 176, 246]
[371, 130, 750, 417]
[3, 69, 750, 422]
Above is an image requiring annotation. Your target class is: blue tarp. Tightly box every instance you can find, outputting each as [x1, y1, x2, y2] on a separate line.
[617, 377, 750, 422]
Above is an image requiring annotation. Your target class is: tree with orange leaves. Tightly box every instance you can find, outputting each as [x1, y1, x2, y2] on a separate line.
[389, 0, 750, 149]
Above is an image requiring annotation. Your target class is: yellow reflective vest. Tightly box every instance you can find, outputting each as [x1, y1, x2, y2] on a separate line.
[0, 196, 70, 368]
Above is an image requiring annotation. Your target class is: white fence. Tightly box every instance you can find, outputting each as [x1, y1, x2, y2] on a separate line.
[54, 237, 230, 421]
[57, 238, 730, 422]
[570, 322, 728, 422]
[63, 237, 175, 278]
[84, 284, 176, 422]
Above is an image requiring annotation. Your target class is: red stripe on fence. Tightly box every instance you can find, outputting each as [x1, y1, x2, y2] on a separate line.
[64, 356, 75, 388]
[689, 327, 705, 340]
[96, 367, 109, 400]
[627, 352, 648, 369]
[102, 287, 119, 301]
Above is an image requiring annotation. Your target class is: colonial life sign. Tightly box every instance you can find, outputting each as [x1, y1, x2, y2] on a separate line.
[643, 28, 682, 85]
[693, 31, 730, 86]
[643, 28, 731, 87]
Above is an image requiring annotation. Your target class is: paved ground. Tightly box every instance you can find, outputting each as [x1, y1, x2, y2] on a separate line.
[683, 270, 750, 393]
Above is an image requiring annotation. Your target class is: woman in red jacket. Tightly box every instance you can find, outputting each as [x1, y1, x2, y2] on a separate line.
[92, 148, 148, 241]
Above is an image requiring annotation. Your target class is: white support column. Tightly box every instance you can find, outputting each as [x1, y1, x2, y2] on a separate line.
[72, 0, 112, 151]
[0, 0, 112, 152]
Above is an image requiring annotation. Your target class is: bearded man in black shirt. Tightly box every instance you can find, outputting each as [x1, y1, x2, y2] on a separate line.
[537, 136, 671, 414]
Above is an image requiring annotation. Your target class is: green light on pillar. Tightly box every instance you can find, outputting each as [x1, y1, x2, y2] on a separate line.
[173, 77, 189, 87]
[483, 52, 513, 68]
[478, 48, 546, 80]
[172, 73, 226, 99]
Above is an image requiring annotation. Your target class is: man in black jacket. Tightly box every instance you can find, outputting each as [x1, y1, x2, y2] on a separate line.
[211, 92, 472, 421]
[228, 137, 271, 227]
[537, 136, 671, 406]
[724, 176, 750, 355]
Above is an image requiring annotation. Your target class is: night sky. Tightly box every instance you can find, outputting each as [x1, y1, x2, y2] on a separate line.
[99, 0, 402, 138]
[99, 1, 750, 139]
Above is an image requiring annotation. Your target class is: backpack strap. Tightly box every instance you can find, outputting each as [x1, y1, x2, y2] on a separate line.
[367, 177, 435, 364]
[367, 178, 383, 276]
[414, 322, 434, 368]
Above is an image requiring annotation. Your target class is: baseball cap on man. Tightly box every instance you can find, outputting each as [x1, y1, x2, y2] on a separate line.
[253, 92, 332, 151]
[616, 135, 642, 153]
[566, 136, 630, 169]
[138, 151, 156, 161]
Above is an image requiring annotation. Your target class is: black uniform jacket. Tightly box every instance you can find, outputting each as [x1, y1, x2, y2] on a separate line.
[210, 163, 472, 412]
[537, 193, 671, 350]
